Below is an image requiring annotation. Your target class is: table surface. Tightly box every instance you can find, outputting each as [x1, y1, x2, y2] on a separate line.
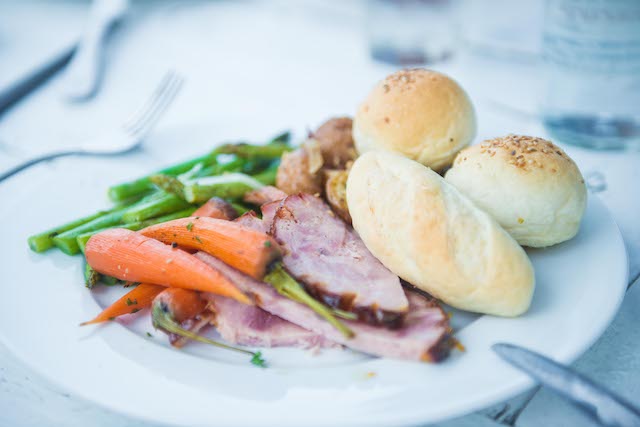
[1, 1, 639, 426]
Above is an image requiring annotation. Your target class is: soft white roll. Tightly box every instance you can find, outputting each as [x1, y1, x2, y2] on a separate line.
[347, 151, 535, 317]
[353, 68, 476, 172]
[445, 135, 587, 247]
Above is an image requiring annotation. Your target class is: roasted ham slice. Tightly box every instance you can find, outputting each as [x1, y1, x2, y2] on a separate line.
[206, 295, 336, 349]
[196, 252, 452, 362]
[270, 194, 409, 327]
[243, 186, 287, 206]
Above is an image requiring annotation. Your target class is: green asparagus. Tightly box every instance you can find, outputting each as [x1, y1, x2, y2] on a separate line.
[53, 193, 167, 255]
[107, 154, 215, 202]
[121, 193, 192, 223]
[182, 173, 264, 204]
[28, 209, 114, 253]
[76, 207, 196, 253]
[108, 131, 290, 203]
[214, 141, 292, 159]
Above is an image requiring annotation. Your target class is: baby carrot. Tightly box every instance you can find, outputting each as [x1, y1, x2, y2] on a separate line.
[140, 217, 281, 280]
[80, 283, 165, 325]
[192, 197, 238, 220]
[85, 228, 252, 305]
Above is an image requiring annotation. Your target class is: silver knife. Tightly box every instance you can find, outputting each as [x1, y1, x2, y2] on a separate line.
[493, 343, 640, 427]
[63, 0, 129, 101]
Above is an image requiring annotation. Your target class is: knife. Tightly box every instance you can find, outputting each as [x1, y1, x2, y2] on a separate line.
[63, 0, 129, 101]
[0, 45, 75, 119]
[493, 343, 640, 427]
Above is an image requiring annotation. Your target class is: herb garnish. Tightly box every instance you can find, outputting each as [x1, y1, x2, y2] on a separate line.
[126, 298, 138, 306]
[264, 240, 272, 248]
[195, 236, 203, 244]
[186, 222, 194, 231]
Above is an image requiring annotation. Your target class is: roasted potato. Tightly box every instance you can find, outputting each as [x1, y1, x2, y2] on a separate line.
[276, 142, 323, 195]
[313, 117, 357, 169]
[324, 169, 351, 223]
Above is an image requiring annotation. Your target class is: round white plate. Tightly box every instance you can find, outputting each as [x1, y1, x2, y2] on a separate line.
[0, 124, 628, 427]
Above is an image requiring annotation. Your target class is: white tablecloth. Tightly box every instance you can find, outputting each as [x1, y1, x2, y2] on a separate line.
[0, 1, 638, 426]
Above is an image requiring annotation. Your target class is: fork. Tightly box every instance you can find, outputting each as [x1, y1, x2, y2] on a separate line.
[0, 71, 184, 183]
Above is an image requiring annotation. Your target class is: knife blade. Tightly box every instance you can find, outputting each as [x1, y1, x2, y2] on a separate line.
[0, 45, 75, 119]
[493, 343, 640, 427]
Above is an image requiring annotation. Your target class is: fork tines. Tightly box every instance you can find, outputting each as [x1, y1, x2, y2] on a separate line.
[123, 70, 184, 136]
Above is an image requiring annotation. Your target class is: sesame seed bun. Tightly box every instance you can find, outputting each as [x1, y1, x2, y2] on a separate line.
[444, 135, 587, 247]
[353, 69, 476, 171]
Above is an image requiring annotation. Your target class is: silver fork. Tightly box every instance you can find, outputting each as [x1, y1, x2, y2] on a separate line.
[0, 71, 184, 182]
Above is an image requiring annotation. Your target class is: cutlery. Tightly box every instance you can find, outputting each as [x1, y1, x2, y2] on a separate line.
[0, 71, 184, 183]
[63, 0, 130, 101]
[493, 343, 640, 427]
[0, 45, 76, 119]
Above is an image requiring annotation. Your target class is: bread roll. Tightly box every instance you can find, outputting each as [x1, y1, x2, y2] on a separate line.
[346, 151, 534, 317]
[353, 69, 476, 171]
[445, 135, 587, 247]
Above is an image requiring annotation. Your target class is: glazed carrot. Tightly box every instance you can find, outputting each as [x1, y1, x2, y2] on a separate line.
[85, 228, 252, 304]
[153, 288, 208, 324]
[140, 217, 281, 280]
[192, 197, 238, 220]
[80, 283, 165, 325]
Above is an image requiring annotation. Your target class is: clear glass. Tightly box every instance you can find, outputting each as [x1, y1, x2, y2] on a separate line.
[366, 0, 458, 66]
[541, 0, 640, 150]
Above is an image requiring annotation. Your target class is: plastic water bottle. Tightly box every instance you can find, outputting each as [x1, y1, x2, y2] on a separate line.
[542, 0, 640, 150]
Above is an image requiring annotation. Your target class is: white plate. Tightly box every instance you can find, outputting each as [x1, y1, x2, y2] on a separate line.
[0, 124, 628, 427]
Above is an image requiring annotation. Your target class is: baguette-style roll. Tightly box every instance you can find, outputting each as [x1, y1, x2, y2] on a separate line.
[346, 151, 535, 317]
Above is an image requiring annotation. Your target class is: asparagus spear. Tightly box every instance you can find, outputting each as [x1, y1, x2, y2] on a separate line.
[252, 163, 279, 186]
[121, 193, 192, 223]
[76, 207, 197, 253]
[183, 173, 264, 204]
[28, 209, 112, 253]
[107, 131, 291, 203]
[264, 264, 354, 338]
[53, 193, 166, 255]
[214, 141, 292, 159]
[107, 154, 215, 203]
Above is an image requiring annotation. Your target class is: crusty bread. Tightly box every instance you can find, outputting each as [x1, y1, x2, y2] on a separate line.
[445, 135, 587, 247]
[346, 151, 534, 317]
[353, 69, 476, 171]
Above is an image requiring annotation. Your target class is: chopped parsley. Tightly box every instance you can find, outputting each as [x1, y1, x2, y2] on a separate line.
[264, 240, 272, 248]
[195, 236, 203, 244]
[130, 308, 141, 314]
[146, 332, 153, 338]
[126, 298, 138, 306]
[108, 316, 116, 321]
[251, 351, 267, 368]
[186, 222, 194, 231]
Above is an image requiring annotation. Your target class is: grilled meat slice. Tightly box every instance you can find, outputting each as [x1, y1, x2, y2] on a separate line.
[197, 252, 452, 362]
[270, 194, 408, 327]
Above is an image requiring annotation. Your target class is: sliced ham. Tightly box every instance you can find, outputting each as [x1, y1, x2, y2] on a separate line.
[205, 294, 336, 349]
[270, 194, 409, 328]
[243, 185, 287, 205]
[196, 252, 452, 362]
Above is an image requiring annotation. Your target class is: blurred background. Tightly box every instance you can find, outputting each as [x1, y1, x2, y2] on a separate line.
[1, 0, 638, 157]
[0, 1, 639, 426]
